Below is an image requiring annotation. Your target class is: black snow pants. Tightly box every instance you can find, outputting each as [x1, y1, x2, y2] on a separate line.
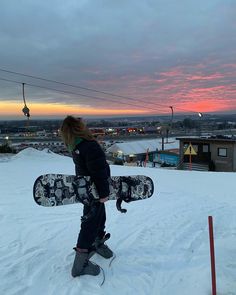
[76, 202, 106, 249]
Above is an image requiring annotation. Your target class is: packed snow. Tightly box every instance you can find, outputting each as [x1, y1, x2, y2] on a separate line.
[0, 148, 235, 295]
[106, 138, 179, 155]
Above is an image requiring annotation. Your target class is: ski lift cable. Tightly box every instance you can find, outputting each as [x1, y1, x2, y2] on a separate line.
[26, 82, 162, 112]
[0, 76, 199, 116]
[0, 67, 171, 109]
[0, 67, 202, 115]
[0, 69, 175, 113]
[0, 76, 167, 113]
[0, 77, 201, 116]
[0, 76, 173, 114]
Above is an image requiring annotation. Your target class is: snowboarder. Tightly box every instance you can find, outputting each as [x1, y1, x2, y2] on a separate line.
[60, 116, 113, 277]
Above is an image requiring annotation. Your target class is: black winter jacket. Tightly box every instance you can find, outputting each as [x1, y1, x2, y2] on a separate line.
[72, 139, 110, 198]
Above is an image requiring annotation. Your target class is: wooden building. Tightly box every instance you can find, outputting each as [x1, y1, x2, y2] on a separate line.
[177, 137, 236, 172]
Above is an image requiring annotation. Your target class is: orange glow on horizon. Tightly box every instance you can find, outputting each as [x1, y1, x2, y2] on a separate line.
[0, 96, 235, 118]
[0, 101, 147, 117]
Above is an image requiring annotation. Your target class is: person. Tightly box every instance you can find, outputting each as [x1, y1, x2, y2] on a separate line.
[60, 115, 113, 277]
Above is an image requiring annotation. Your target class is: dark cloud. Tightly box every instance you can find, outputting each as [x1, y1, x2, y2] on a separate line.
[0, 0, 236, 114]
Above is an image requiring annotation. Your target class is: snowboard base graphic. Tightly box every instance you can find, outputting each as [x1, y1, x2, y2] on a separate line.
[33, 174, 154, 213]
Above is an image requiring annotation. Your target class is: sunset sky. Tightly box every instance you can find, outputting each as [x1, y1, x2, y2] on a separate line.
[0, 0, 236, 119]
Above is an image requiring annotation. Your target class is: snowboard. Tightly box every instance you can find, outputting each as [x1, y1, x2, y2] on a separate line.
[33, 174, 154, 213]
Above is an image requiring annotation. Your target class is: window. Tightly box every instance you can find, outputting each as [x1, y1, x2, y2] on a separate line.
[203, 145, 209, 153]
[218, 148, 227, 157]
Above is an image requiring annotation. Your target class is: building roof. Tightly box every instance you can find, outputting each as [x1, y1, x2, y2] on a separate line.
[106, 138, 179, 155]
[176, 136, 236, 143]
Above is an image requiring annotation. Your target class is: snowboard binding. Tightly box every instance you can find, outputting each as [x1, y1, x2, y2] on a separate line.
[116, 177, 138, 213]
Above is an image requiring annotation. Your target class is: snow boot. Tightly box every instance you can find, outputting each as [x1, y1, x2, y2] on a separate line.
[93, 233, 113, 259]
[71, 249, 100, 277]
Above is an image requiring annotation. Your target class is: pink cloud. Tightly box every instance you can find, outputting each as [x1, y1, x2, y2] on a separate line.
[187, 73, 224, 81]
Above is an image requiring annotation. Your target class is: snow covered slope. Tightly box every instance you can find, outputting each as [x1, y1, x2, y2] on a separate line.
[0, 148, 235, 295]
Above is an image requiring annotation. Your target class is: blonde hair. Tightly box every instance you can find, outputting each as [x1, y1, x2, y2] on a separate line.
[60, 116, 94, 147]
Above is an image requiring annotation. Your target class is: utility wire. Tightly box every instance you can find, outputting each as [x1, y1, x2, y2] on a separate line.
[0, 76, 171, 114]
[0, 67, 200, 115]
[0, 67, 168, 108]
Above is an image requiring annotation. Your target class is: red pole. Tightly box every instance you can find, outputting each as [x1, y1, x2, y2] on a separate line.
[189, 142, 192, 170]
[189, 153, 192, 171]
[208, 216, 217, 295]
